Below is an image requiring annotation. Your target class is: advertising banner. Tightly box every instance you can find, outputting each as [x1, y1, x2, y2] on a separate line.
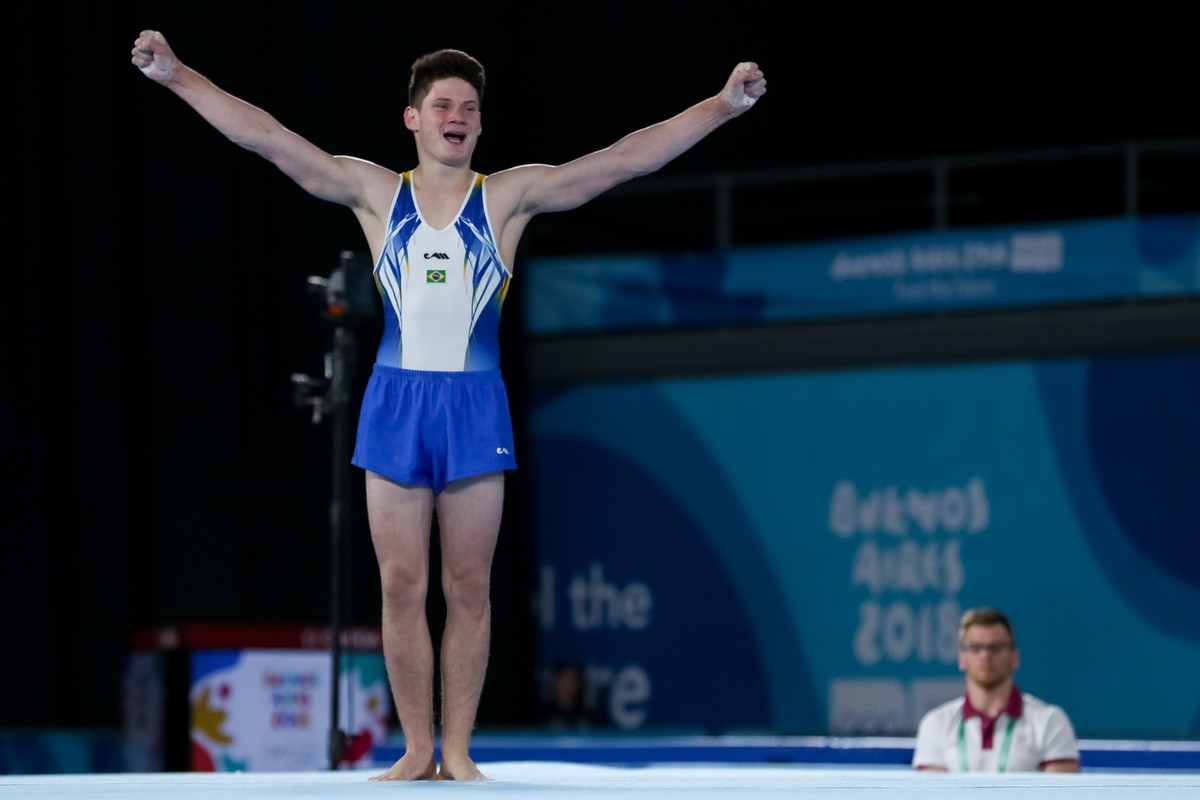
[524, 214, 1200, 334]
[188, 650, 390, 771]
[527, 352, 1200, 739]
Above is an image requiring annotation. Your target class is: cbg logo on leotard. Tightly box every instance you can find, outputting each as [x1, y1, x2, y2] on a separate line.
[426, 270, 446, 283]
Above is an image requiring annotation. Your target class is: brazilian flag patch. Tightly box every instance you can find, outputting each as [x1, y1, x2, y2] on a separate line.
[426, 270, 446, 283]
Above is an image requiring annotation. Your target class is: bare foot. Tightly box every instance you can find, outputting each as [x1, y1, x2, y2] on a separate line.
[438, 753, 490, 781]
[369, 752, 439, 781]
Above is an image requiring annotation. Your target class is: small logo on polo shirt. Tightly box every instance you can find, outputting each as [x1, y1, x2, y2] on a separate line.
[426, 270, 446, 283]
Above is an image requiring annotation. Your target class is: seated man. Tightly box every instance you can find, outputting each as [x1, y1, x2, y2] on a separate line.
[913, 607, 1080, 772]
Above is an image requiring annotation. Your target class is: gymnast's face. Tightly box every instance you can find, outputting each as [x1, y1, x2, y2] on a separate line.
[405, 77, 481, 166]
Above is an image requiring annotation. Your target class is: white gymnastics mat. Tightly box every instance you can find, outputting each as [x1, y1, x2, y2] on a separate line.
[3, 762, 1200, 799]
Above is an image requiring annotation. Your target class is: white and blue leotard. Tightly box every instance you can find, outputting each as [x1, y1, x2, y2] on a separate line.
[372, 171, 511, 371]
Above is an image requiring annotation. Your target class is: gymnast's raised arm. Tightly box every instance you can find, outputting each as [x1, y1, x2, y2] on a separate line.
[482, 61, 765, 262]
[131, 30, 396, 220]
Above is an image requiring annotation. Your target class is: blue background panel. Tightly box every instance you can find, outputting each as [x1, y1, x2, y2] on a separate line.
[527, 353, 1200, 739]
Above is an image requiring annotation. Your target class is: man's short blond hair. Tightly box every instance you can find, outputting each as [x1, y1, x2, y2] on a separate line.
[959, 607, 1016, 646]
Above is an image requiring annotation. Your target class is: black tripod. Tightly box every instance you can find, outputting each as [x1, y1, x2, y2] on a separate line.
[291, 251, 376, 770]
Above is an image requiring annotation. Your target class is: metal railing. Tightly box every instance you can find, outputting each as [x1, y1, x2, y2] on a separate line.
[525, 137, 1199, 256]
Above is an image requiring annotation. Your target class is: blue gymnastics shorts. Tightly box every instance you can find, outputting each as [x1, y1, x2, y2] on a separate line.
[351, 365, 517, 494]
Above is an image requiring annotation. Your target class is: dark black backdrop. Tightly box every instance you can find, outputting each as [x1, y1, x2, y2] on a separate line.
[4, 0, 1193, 731]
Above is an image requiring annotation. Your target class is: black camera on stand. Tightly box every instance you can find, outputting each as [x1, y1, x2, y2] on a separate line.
[291, 250, 378, 423]
[290, 250, 379, 770]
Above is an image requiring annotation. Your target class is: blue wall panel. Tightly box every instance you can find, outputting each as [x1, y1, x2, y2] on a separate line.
[527, 353, 1200, 739]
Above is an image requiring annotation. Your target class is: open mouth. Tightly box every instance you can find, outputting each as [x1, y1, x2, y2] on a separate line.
[444, 132, 466, 144]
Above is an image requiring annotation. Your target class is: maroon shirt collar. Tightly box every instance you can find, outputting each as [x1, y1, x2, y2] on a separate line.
[963, 686, 1023, 749]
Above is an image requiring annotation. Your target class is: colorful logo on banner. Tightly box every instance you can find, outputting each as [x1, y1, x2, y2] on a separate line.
[189, 650, 390, 771]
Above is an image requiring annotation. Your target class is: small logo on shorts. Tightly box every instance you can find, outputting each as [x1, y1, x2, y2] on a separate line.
[426, 270, 446, 283]
[496, 447, 510, 455]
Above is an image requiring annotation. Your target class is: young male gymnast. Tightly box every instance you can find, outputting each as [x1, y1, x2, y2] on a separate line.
[132, 29, 765, 780]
